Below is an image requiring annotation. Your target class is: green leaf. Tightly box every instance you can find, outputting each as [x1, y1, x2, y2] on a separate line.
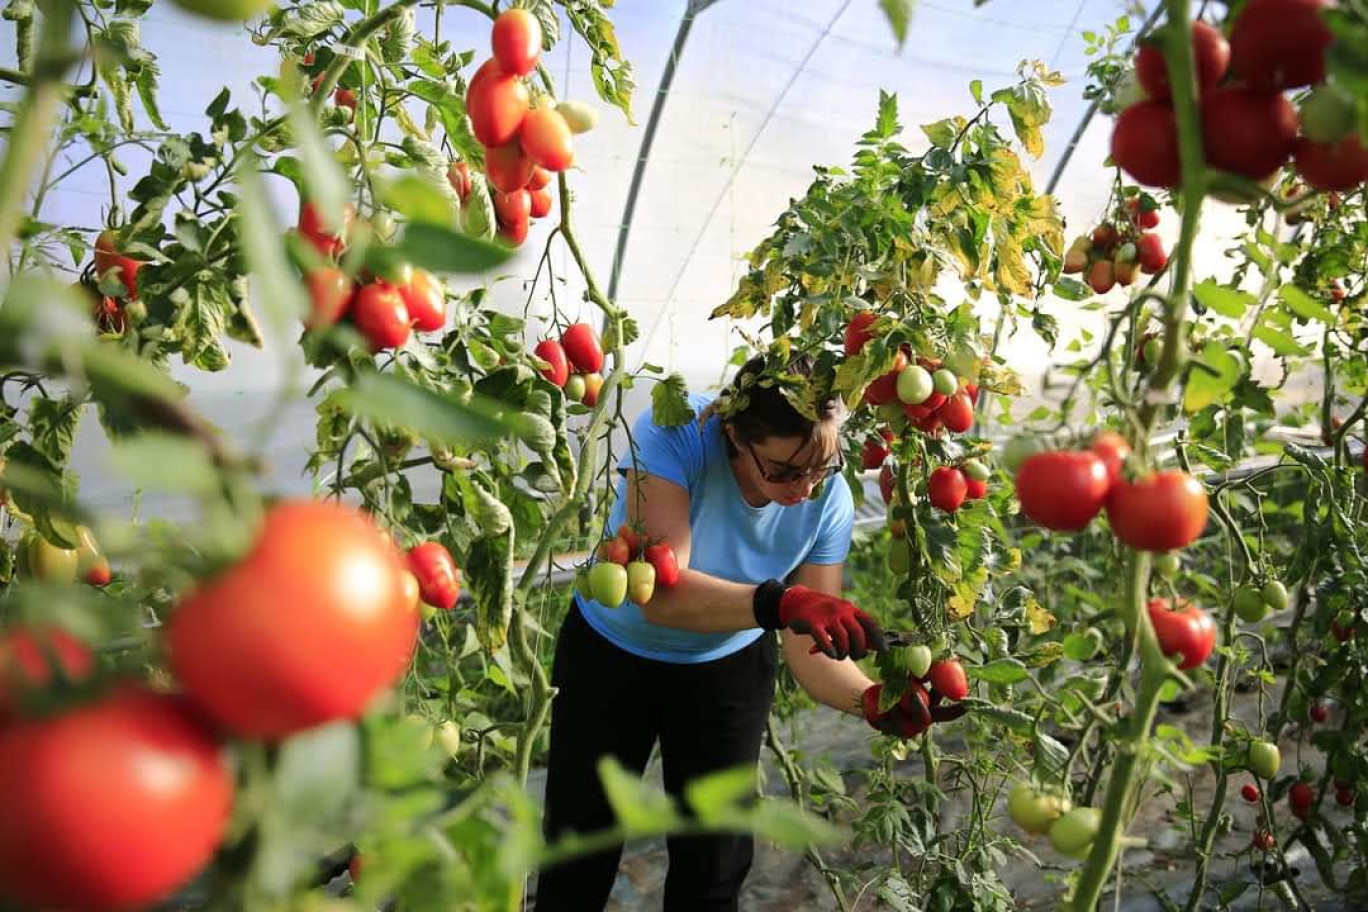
[597, 756, 680, 834]
[133, 57, 167, 130]
[27, 396, 82, 467]
[278, 0, 344, 38]
[736, 799, 843, 848]
[1184, 341, 1242, 413]
[178, 279, 232, 371]
[108, 432, 218, 493]
[235, 150, 308, 338]
[921, 116, 965, 149]
[564, 1, 635, 122]
[1279, 283, 1336, 324]
[880, 0, 916, 48]
[651, 374, 695, 428]
[467, 526, 513, 653]
[1192, 280, 1253, 319]
[378, 173, 459, 226]
[1252, 324, 1310, 358]
[969, 658, 1030, 685]
[684, 766, 756, 823]
[338, 372, 513, 448]
[398, 222, 511, 274]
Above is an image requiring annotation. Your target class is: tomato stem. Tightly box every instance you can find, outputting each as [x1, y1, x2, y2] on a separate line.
[311, 0, 425, 110]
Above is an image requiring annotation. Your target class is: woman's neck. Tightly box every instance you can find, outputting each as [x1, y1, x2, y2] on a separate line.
[728, 452, 771, 508]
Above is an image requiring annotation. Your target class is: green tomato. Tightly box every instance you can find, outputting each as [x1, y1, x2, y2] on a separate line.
[906, 644, 933, 679]
[436, 720, 462, 758]
[1248, 741, 1281, 779]
[564, 374, 587, 403]
[574, 566, 593, 600]
[887, 538, 911, 576]
[932, 368, 959, 397]
[404, 714, 435, 750]
[1234, 585, 1271, 623]
[1154, 552, 1180, 580]
[1001, 434, 1043, 474]
[1114, 242, 1137, 263]
[896, 365, 934, 405]
[589, 562, 628, 608]
[1299, 85, 1358, 144]
[25, 534, 78, 583]
[626, 560, 656, 605]
[171, 0, 272, 21]
[962, 459, 991, 482]
[1261, 579, 1289, 612]
[1009, 783, 1072, 836]
[1049, 807, 1101, 860]
[878, 401, 907, 429]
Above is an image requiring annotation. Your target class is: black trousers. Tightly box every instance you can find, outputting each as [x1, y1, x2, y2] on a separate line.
[534, 603, 778, 912]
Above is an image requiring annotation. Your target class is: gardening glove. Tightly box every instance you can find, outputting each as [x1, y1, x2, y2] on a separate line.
[862, 683, 933, 737]
[753, 581, 887, 661]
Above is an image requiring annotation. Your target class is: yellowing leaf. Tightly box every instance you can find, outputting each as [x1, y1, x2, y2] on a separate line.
[994, 229, 1034, 298]
[1025, 598, 1056, 635]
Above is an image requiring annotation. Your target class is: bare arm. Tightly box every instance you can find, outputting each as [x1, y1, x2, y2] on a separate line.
[623, 469, 765, 633]
[780, 563, 874, 717]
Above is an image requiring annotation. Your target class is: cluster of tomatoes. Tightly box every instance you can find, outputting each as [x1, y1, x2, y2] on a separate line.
[465, 9, 593, 247]
[1006, 781, 1100, 859]
[578, 523, 680, 610]
[532, 322, 606, 406]
[1111, 1, 1368, 194]
[1063, 197, 1169, 295]
[870, 653, 970, 738]
[297, 201, 448, 352]
[0, 500, 459, 910]
[86, 229, 145, 333]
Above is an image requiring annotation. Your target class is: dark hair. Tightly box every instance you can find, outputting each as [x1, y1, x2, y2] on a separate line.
[703, 354, 846, 464]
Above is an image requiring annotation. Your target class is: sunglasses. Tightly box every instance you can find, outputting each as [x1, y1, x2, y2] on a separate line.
[744, 441, 844, 485]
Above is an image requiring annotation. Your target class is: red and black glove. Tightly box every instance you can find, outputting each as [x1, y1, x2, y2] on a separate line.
[861, 683, 967, 737]
[753, 581, 886, 661]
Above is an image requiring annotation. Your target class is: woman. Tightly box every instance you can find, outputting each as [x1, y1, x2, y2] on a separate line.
[535, 355, 943, 912]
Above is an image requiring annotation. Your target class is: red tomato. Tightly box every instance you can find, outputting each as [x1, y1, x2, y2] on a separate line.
[927, 657, 969, 701]
[1309, 701, 1329, 724]
[1230, 0, 1332, 90]
[530, 187, 553, 218]
[484, 140, 534, 194]
[844, 311, 877, 356]
[0, 627, 92, 724]
[1091, 431, 1131, 486]
[1242, 784, 1261, 803]
[351, 282, 412, 352]
[964, 383, 979, 404]
[491, 8, 542, 77]
[597, 535, 630, 566]
[1137, 233, 1167, 273]
[1146, 598, 1217, 669]
[399, 269, 445, 333]
[1134, 208, 1160, 229]
[1092, 223, 1119, 248]
[466, 59, 529, 147]
[581, 371, 604, 407]
[1200, 87, 1299, 180]
[299, 201, 355, 259]
[527, 166, 552, 191]
[1254, 830, 1276, 851]
[1294, 135, 1368, 193]
[305, 268, 355, 329]
[519, 109, 574, 172]
[1015, 451, 1110, 531]
[1289, 780, 1317, 818]
[534, 338, 570, 387]
[498, 213, 529, 247]
[1337, 787, 1355, 807]
[168, 500, 420, 739]
[334, 87, 357, 111]
[916, 412, 943, 437]
[1111, 101, 1181, 188]
[93, 294, 125, 334]
[0, 685, 232, 911]
[93, 230, 144, 299]
[447, 161, 472, 201]
[861, 436, 890, 470]
[1105, 470, 1208, 551]
[406, 541, 461, 611]
[83, 557, 112, 587]
[494, 188, 532, 227]
[928, 466, 968, 513]
[1088, 259, 1116, 295]
[561, 322, 605, 373]
[964, 477, 988, 500]
[879, 463, 896, 505]
[937, 392, 974, 433]
[1134, 21, 1230, 101]
[645, 543, 680, 589]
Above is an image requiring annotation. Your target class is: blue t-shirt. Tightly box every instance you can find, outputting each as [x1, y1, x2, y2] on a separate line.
[576, 393, 855, 664]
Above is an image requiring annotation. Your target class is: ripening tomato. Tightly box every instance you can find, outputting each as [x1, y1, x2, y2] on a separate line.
[1200, 87, 1299, 180]
[75, 527, 109, 587]
[333, 87, 357, 111]
[491, 8, 542, 77]
[1293, 136, 1368, 193]
[561, 322, 605, 373]
[1254, 830, 1276, 851]
[299, 201, 355, 259]
[581, 371, 604, 402]
[484, 140, 534, 194]
[626, 560, 656, 605]
[597, 535, 630, 566]
[529, 187, 553, 219]
[1015, 451, 1110, 532]
[1137, 233, 1167, 273]
[406, 541, 461, 611]
[928, 466, 968, 513]
[1091, 431, 1131, 486]
[399, 269, 446, 333]
[527, 166, 552, 191]
[0, 627, 92, 724]
[937, 392, 974, 434]
[1088, 259, 1116, 295]
[1229, 0, 1333, 90]
[26, 534, 78, 583]
[519, 109, 574, 172]
[351, 283, 412, 352]
[1105, 470, 1208, 551]
[168, 500, 420, 739]
[1134, 21, 1230, 101]
[494, 188, 532, 229]
[927, 657, 969, 701]
[1111, 101, 1181, 188]
[447, 161, 472, 201]
[1146, 598, 1217, 669]
[534, 338, 570, 387]
[645, 542, 680, 589]
[844, 312, 877, 356]
[0, 685, 233, 911]
[466, 60, 530, 147]
[616, 524, 643, 555]
[305, 268, 355, 329]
